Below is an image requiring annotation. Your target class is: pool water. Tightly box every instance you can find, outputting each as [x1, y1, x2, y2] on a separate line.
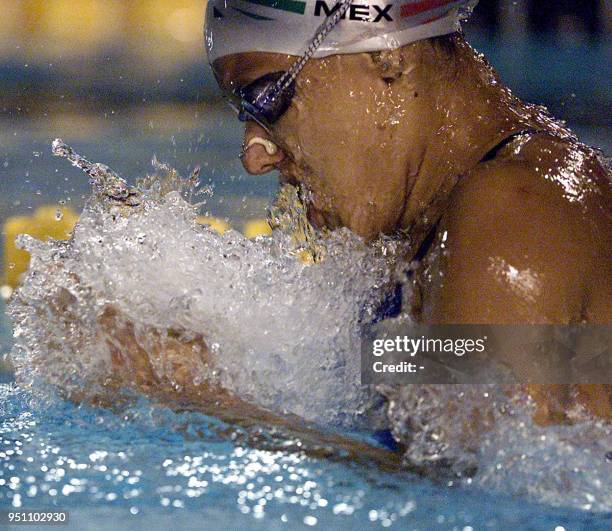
[1, 314, 609, 530]
[0, 105, 278, 228]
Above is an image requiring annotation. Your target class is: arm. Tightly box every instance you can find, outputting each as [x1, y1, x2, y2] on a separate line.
[426, 159, 611, 423]
[76, 307, 404, 471]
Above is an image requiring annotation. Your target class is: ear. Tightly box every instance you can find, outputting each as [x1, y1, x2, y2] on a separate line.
[370, 49, 405, 83]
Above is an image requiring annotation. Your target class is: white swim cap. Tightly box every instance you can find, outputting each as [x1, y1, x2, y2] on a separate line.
[205, 0, 479, 62]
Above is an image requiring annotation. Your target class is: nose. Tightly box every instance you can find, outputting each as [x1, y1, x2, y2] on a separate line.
[241, 122, 285, 175]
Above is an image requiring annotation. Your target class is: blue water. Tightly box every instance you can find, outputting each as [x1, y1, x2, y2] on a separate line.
[0, 302, 610, 530]
[0, 106, 278, 228]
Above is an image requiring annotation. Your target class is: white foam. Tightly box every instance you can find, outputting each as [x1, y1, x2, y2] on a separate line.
[384, 384, 612, 511]
[9, 179, 393, 428]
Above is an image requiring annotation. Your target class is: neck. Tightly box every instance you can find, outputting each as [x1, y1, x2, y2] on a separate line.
[396, 35, 537, 254]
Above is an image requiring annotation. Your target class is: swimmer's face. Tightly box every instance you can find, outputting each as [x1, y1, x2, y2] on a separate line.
[213, 51, 429, 241]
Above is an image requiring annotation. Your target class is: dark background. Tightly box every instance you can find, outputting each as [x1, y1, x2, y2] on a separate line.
[0, 1, 608, 114]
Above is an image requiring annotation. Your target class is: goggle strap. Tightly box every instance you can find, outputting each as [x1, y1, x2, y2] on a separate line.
[268, 0, 354, 101]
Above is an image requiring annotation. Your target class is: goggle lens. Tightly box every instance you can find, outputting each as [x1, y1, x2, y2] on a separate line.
[226, 71, 295, 131]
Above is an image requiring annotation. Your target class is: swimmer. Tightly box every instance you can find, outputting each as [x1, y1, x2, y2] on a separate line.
[206, 0, 611, 423]
[36, 1, 609, 453]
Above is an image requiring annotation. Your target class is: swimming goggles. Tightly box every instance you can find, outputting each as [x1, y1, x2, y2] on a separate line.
[226, 0, 353, 131]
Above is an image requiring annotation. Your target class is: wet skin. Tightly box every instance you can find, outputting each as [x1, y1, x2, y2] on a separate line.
[213, 34, 611, 423]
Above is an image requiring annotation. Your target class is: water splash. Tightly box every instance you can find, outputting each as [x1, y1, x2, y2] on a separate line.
[383, 384, 612, 511]
[7, 141, 611, 512]
[51, 139, 141, 206]
[10, 142, 395, 429]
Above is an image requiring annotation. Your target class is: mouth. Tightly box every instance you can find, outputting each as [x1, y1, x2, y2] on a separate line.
[276, 167, 331, 232]
[247, 135, 335, 233]
[275, 156, 300, 186]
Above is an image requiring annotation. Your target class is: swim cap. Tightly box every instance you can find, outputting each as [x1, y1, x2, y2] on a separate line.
[205, 0, 479, 62]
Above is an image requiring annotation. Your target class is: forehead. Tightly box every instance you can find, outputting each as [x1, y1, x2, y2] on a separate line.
[212, 52, 297, 93]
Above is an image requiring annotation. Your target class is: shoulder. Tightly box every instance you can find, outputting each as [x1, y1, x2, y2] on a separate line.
[447, 134, 609, 251]
[428, 135, 610, 323]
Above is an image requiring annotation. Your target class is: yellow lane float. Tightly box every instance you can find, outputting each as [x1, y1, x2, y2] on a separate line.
[3, 206, 79, 290]
[243, 219, 272, 239]
[196, 215, 231, 235]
